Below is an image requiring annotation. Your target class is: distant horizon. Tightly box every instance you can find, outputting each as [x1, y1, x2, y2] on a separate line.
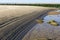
[0, 0, 60, 4]
[0, 3, 60, 4]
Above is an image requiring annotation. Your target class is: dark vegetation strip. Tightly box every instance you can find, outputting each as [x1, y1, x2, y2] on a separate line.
[0, 4, 60, 8]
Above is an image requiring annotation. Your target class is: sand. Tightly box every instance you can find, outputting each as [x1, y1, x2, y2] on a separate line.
[0, 5, 57, 24]
[48, 11, 60, 15]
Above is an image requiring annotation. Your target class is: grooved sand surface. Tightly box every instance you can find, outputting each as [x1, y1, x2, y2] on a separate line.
[0, 5, 53, 24]
[0, 5, 57, 18]
[22, 23, 60, 40]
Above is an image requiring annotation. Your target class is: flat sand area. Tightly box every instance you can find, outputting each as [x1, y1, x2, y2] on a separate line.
[0, 5, 57, 24]
[48, 11, 60, 15]
[0, 5, 56, 18]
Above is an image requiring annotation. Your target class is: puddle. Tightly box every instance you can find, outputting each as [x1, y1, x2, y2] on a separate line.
[44, 14, 60, 23]
[56, 10, 60, 12]
[44, 10, 60, 25]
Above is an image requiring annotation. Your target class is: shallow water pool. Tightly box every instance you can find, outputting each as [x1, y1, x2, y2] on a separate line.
[44, 14, 60, 23]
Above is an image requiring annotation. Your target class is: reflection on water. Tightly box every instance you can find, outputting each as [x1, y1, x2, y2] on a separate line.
[44, 14, 60, 23]
[56, 10, 60, 12]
